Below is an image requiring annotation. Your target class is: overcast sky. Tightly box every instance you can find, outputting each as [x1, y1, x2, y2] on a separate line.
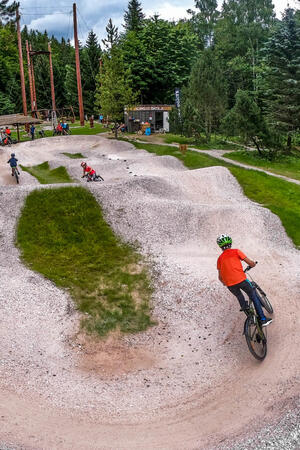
[18, 0, 297, 44]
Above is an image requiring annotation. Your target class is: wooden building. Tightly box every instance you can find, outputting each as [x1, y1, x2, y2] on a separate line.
[124, 105, 173, 133]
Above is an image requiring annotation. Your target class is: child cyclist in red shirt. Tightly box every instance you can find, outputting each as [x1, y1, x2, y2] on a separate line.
[217, 234, 272, 327]
[81, 161, 96, 181]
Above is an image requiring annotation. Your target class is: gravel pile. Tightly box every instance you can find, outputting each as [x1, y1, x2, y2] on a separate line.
[0, 135, 299, 449]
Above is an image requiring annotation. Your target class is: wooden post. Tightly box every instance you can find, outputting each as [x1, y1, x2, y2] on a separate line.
[29, 44, 37, 114]
[26, 40, 34, 115]
[48, 42, 56, 112]
[16, 124, 20, 142]
[16, 7, 27, 116]
[73, 3, 84, 126]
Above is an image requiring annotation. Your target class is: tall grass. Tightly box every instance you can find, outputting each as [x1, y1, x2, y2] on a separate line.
[17, 187, 154, 336]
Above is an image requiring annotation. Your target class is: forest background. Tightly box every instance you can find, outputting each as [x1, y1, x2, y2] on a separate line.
[0, 0, 299, 153]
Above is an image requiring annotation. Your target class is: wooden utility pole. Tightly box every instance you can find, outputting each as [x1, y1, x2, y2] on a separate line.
[73, 3, 84, 125]
[16, 6, 27, 116]
[26, 40, 34, 115]
[29, 44, 37, 113]
[48, 42, 56, 112]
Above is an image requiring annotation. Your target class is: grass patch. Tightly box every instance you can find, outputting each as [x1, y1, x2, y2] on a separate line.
[17, 187, 154, 336]
[129, 140, 231, 169]
[62, 152, 86, 159]
[69, 122, 107, 135]
[230, 168, 300, 247]
[128, 140, 300, 248]
[225, 150, 300, 181]
[163, 133, 242, 151]
[164, 134, 195, 145]
[21, 161, 73, 184]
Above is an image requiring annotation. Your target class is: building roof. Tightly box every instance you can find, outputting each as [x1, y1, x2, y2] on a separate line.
[0, 114, 42, 127]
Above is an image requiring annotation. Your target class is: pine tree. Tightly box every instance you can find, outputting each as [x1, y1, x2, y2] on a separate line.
[124, 0, 145, 32]
[222, 89, 268, 154]
[0, 0, 17, 24]
[64, 63, 78, 113]
[183, 49, 227, 140]
[81, 30, 101, 114]
[102, 19, 119, 50]
[262, 8, 300, 151]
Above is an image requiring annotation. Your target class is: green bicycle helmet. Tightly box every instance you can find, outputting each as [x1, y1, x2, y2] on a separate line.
[217, 234, 232, 248]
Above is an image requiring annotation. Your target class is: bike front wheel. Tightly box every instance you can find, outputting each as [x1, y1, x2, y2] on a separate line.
[244, 316, 267, 361]
[256, 286, 273, 314]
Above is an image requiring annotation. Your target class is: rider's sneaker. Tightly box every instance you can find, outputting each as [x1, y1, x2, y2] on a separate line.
[261, 318, 273, 327]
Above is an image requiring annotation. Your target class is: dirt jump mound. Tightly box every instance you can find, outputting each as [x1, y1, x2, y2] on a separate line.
[0, 135, 299, 449]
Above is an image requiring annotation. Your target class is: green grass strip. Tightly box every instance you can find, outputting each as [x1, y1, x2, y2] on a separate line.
[230, 167, 300, 247]
[225, 150, 300, 182]
[62, 152, 86, 159]
[130, 141, 232, 169]
[17, 187, 154, 336]
[21, 161, 73, 184]
[69, 123, 107, 135]
[163, 133, 242, 150]
[128, 140, 300, 248]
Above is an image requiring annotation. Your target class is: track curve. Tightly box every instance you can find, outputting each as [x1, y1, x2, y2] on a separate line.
[0, 136, 299, 449]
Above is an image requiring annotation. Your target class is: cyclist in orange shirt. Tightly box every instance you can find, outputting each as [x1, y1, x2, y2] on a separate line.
[217, 234, 272, 327]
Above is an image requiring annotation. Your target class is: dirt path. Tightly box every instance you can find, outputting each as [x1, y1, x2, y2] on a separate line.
[0, 135, 299, 449]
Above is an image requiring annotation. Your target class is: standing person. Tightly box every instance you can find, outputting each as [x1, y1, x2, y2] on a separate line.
[30, 124, 35, 140]
[5, 126, 12, 143]
[216, 234, 272, 327]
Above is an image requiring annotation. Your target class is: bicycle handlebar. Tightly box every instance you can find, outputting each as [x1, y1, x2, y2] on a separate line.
[244, 261, 258, 273]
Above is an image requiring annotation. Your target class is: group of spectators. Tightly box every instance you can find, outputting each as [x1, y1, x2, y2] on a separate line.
[54, 120, 70, 136]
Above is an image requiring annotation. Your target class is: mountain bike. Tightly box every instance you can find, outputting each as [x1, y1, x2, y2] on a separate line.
[12, 166, 20, 184]
[243, 265, 274, 361]
[82, 173, 104, 182]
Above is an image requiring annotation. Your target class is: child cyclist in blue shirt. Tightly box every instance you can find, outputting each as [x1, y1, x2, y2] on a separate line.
[7, 153, 20, 176]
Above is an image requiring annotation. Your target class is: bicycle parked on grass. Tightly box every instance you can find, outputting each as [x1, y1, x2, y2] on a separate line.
[243, 265, 274, 360]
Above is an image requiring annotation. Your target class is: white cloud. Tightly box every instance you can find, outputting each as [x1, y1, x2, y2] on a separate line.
[17, 0, 299, 44]
[27, 12, 73, 38]
[144, 2, 191, 21]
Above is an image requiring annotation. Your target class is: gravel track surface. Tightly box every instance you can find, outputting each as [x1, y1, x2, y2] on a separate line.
[0, 135, 299, 449]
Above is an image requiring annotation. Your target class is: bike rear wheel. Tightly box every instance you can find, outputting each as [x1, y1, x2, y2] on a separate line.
[244, 316, 267, 361]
